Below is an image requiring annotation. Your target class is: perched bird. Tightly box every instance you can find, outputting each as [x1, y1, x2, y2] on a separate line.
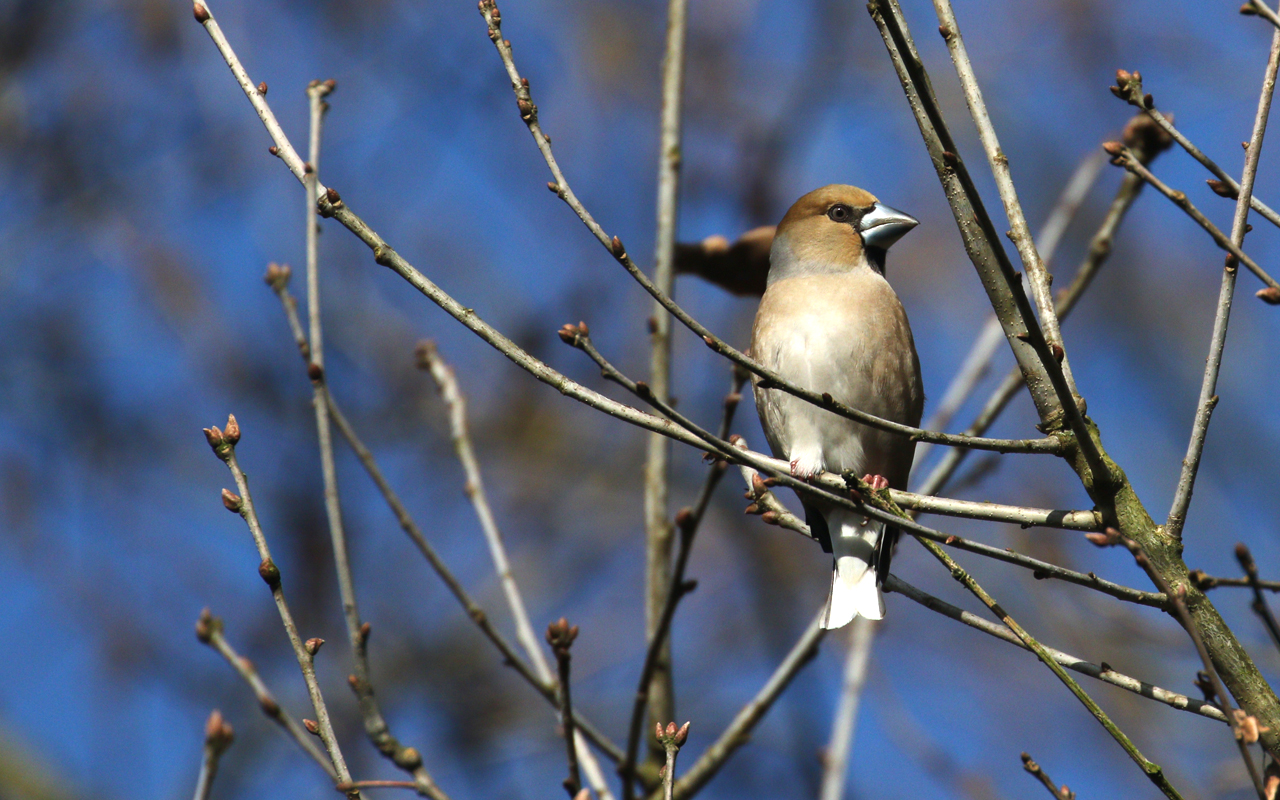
[751, 185, 924, 628]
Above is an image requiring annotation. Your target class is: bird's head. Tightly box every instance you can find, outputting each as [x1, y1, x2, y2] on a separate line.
[769, 185, 918, 283]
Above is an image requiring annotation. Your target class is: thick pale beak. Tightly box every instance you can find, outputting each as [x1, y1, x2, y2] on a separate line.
[858, 202, 918, 250]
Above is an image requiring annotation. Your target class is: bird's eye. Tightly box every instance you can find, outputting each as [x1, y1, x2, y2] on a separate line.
[827, 204, 853, 222]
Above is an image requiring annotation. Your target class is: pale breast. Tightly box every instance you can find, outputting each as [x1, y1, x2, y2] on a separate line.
[750, 271, 923, 486]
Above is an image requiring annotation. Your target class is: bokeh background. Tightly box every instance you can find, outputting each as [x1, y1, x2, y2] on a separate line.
[3, 0, 1280, 798]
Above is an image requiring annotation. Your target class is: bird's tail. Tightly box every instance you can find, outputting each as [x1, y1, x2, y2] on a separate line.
[821, 508, 885, 629]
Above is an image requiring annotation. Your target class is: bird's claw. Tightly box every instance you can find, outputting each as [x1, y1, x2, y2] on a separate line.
[862, 474, 890, 491]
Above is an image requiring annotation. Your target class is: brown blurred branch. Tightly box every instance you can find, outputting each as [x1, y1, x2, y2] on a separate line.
[415, 342, 615, 799]
[623, 372, 744, 800]
[192, 710, 234, 800]
[1235, 546, 1280, 651]
[197, 609, 338, 779]
[1020, 754, 1074, 800]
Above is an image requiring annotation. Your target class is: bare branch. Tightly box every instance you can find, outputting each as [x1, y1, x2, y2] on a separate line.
[1110, 71, 1280, 230]
[197, 609, 338, 779]
[818, 617, 875, 800]
[886, 576, 1226, 723]
[1104, 143, 1280, 297]
[201, 418, 360, 797]
[643, 0, 689, 758]
[1166, 24, 1280, 545]
[670, 610, 826, 800]
[1020, 753, 1075, 800]
[192, 710, 234, 800]
[932, 0, 1083, 405]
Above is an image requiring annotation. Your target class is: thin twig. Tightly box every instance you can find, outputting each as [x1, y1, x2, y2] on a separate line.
[643, 0, 688, 760]
[933, 0, 1082, 405]
[415, 342, 614, 799]
[409, 343, 609, 798]
[1104, 143, 1280, 295]
[474, 2, 1061, 457]
[1236, 545, 1280, 651]
[1020, 753, 1075, 800]
[1195, 572, 1280, 593]
[861, 492, 1184, 799]
[623, 373, 744, 800]
[197, 609, 338, 778]
[1166, 24, 1280, 543]
[1248, 0, 1280, 36]
[298, 81, 452, 800]
[915, 150, 1103, 470]
[866, 0, 1107, 487]
[547, 619, 583, 797]
[201, 418, 360, 798]
[669, 610, 826, 800]
[266, 267, 624, 767]
[1110, 70, 1280, 230]
[885, 575, 1226, 723]
[656, 723, 689, 800]
[818, 616, 875, 800]
[193, 710, 234, 800]
[335, 782, 419, 792]
[1128, 542, 1266, 799]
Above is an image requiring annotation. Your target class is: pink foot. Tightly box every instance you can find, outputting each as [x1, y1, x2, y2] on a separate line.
[862, 474, 890, 491]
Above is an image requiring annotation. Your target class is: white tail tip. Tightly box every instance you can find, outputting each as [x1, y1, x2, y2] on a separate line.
[822, 555, 884, 629]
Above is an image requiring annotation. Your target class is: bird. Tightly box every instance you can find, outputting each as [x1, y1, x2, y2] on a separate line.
[750, 185, 924, 629]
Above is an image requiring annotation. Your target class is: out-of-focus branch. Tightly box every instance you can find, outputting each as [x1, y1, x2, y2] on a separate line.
[673, 226, 774, 297]
[668, 610, 826, 800]
[415, 342, 615, 799]
[267, 279, 624, 765]
[192, 710, 234, 800]
[1167, 22, 1280, 547]
[1235, 545, 1280, 651]
[1020, 753, 1075, 800]
[623, 373, 743, 800]
[1103, 142, 1280, 297]
[547, 619, 583, 797]
[196, 609, 337, 778]
[200, 417, 361, 798]
[818, 616, 874, 800]
[644, 0, 689, 759]
[932, 0, 1082, 406]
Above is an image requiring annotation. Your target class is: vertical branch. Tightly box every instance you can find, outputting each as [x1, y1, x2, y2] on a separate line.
[416, 342, 616, 800]
[1236, 545, 1280, 651]
[300, 83, 450, 800]
[193, 710, 234, 800]
[644, 0, 689, 756]
[547, 619, 583, 797]
[1165, 19, 1280, 540]
[932, 0, 1080, 400]
[202, 419, 360, 796]
[817, 616, 875, 800]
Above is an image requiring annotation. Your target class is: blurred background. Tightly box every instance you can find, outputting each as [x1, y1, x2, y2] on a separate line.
[3, 0, 1280, 798]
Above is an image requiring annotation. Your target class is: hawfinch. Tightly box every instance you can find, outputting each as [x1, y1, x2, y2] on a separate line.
[751, 185, 923, 628]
